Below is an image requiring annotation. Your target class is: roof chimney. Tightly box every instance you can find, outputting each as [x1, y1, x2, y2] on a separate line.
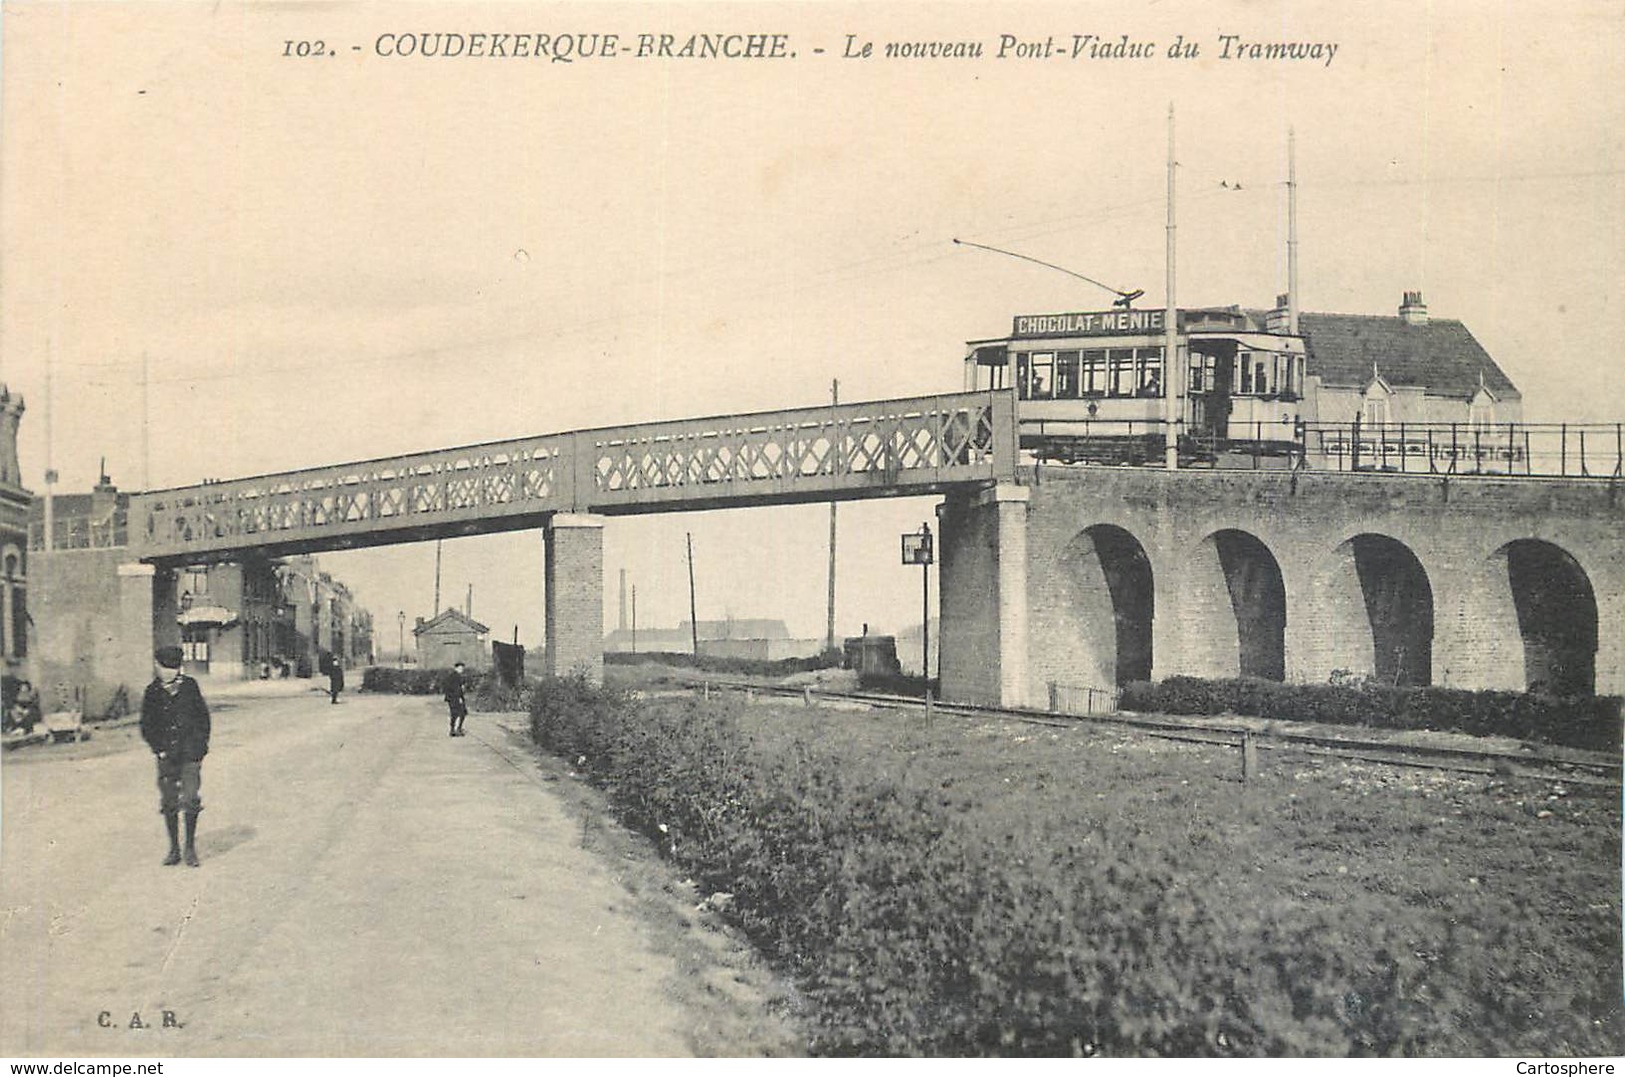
[1266, 293, 1292, 333]
[1399, 290, 1428, 326]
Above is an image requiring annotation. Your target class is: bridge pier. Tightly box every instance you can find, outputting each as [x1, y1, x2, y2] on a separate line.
[115, 562, 178, 697]
[938, 483, 1029, 708]
[544, 513, 605, 682]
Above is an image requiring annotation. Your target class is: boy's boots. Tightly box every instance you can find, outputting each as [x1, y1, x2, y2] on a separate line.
[183, 811, 200, 867]
[162, 812, 182, 866]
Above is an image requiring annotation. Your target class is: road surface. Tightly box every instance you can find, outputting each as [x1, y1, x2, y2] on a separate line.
[1, 684, 788, 1057]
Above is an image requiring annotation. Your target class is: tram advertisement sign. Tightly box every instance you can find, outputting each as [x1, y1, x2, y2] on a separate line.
[1013, 309, 1168, 338]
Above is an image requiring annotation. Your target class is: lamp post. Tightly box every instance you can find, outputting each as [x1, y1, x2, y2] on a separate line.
[900, 522, 934, 679]
[397, 610, 406, 668]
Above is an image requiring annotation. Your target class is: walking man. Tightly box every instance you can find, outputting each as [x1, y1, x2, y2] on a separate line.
[327, 657, 344, 704]
[443, 660, 467, 737]
[140, 645, 211, 867]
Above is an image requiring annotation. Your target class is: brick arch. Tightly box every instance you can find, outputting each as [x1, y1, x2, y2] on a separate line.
[1466, 539, 1598, 695]
[1180, 528, 1287, 681]
[1304, 531, 1435, 686]
[1052, 523, 1156, 688]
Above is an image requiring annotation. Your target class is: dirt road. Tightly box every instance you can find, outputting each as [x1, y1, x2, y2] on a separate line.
[1, 687, 791, 1057]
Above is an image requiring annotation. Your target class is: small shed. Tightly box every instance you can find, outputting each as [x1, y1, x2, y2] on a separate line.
[413, 609, 490, 670]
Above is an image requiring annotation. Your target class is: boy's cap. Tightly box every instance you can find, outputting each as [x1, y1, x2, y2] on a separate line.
[154, 645, 185, 669]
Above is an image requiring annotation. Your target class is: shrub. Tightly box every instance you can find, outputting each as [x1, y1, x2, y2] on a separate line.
[1117, 676, 1621, 752]
[360, 666, 446, 694]
[605, 650, 842, 679]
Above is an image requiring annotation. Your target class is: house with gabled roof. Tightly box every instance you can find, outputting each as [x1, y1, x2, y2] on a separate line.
[413, 608, 489, 669]
[1295, 292, 1523, 428]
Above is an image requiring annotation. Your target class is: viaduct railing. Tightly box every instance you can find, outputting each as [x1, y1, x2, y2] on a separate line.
[1023, 417, 1625, 478]
[127, 391, 1017, 562]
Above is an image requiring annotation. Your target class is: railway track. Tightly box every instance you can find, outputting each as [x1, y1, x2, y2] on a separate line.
[671, 677, 1622, 787]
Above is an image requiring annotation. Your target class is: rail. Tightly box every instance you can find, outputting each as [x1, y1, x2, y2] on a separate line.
[128, 390, 1017, 561]
[683, 676, 1620, 786]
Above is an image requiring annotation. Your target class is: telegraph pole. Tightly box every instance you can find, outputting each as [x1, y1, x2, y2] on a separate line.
[42, 340, 54, 552]
[433, 539, 442, 615]
[1164, 103, 1180, 471]
[826, 378, 839, 654]
[686, 532, 699, 655]
[1287, 127, 1300, 336]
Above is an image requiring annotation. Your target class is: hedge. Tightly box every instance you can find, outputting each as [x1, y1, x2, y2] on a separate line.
[1116, 676, 1622, 752]
[605, 649, 843, 678]
[361, 665, 533, 712]
[525, 674, 1542, 1056]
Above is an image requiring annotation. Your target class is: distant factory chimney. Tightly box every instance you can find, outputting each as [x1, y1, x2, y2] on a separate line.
[1399, 290, 1429, 326]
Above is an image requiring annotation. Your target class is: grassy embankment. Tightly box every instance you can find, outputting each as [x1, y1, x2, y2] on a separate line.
[533, 670, 1621, 1057]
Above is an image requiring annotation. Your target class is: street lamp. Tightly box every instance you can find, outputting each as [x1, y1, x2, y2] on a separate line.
[900, 522, 934, 680]
[397, 610, 406, 668]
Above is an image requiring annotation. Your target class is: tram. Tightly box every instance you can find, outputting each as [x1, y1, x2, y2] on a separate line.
[965, 305, 1308, 466]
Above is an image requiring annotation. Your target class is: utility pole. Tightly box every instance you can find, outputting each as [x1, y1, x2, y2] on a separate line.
[141, 350, 150, 490]
[1164, 102, 1180, 471]
[42, 340, 54, 552]
[433, 539, 442, 615]
[921, 526, 931, 680]
[466, 583, 472, 619]
[686, 533, 699, 656]
[1287, 127, 1300, 336]
[631, 584, 638, 654]
[826, 378, 839, 653]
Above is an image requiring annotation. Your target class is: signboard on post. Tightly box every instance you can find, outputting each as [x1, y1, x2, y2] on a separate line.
[901, 530, 934, 566]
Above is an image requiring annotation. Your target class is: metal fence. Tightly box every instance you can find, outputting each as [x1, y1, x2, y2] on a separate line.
[28, 511, 129, 552]
[1048, 681, 1121, 716]
[1305, 422, 1625, 478]
[1022, 417, 1625, 478]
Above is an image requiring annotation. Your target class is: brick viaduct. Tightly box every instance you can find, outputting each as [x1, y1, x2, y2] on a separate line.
[938, 468, 1624, 707]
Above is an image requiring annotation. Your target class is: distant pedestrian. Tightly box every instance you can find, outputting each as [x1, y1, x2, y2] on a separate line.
[443, 661, 467, 737]
[140, 646, 211, 867]
[327, 655, 344, 704]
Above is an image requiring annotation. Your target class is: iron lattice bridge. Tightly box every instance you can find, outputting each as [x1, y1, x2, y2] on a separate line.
[128, 391, 1018, 562]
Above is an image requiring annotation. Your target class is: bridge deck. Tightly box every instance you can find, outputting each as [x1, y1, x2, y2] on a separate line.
[128, 391, 1018, 562]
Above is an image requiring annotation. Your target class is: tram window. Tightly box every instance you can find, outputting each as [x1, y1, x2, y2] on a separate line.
[1274, 353, 1294, 396]
[1238, 353, 1269, 395]
[1015, 352, 1030, 398]
[1187, 351, 1216, 393]
[1029, 352, 1055, 399]
[1055, 351, 1080, 399]
[1109, 349, 1139, 396]
[1080, 350, 1107, 395]
[1138, 347, 1163, 396]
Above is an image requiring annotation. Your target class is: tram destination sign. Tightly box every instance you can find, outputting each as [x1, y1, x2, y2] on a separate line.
[1013, 309, 1168, 339]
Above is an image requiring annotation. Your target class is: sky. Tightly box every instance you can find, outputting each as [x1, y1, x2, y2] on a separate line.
[3, 0, 1622, 651]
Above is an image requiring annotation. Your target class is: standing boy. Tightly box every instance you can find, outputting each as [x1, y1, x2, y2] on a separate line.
[443, 661, 467, 737]
[140, 645, 211, 867]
